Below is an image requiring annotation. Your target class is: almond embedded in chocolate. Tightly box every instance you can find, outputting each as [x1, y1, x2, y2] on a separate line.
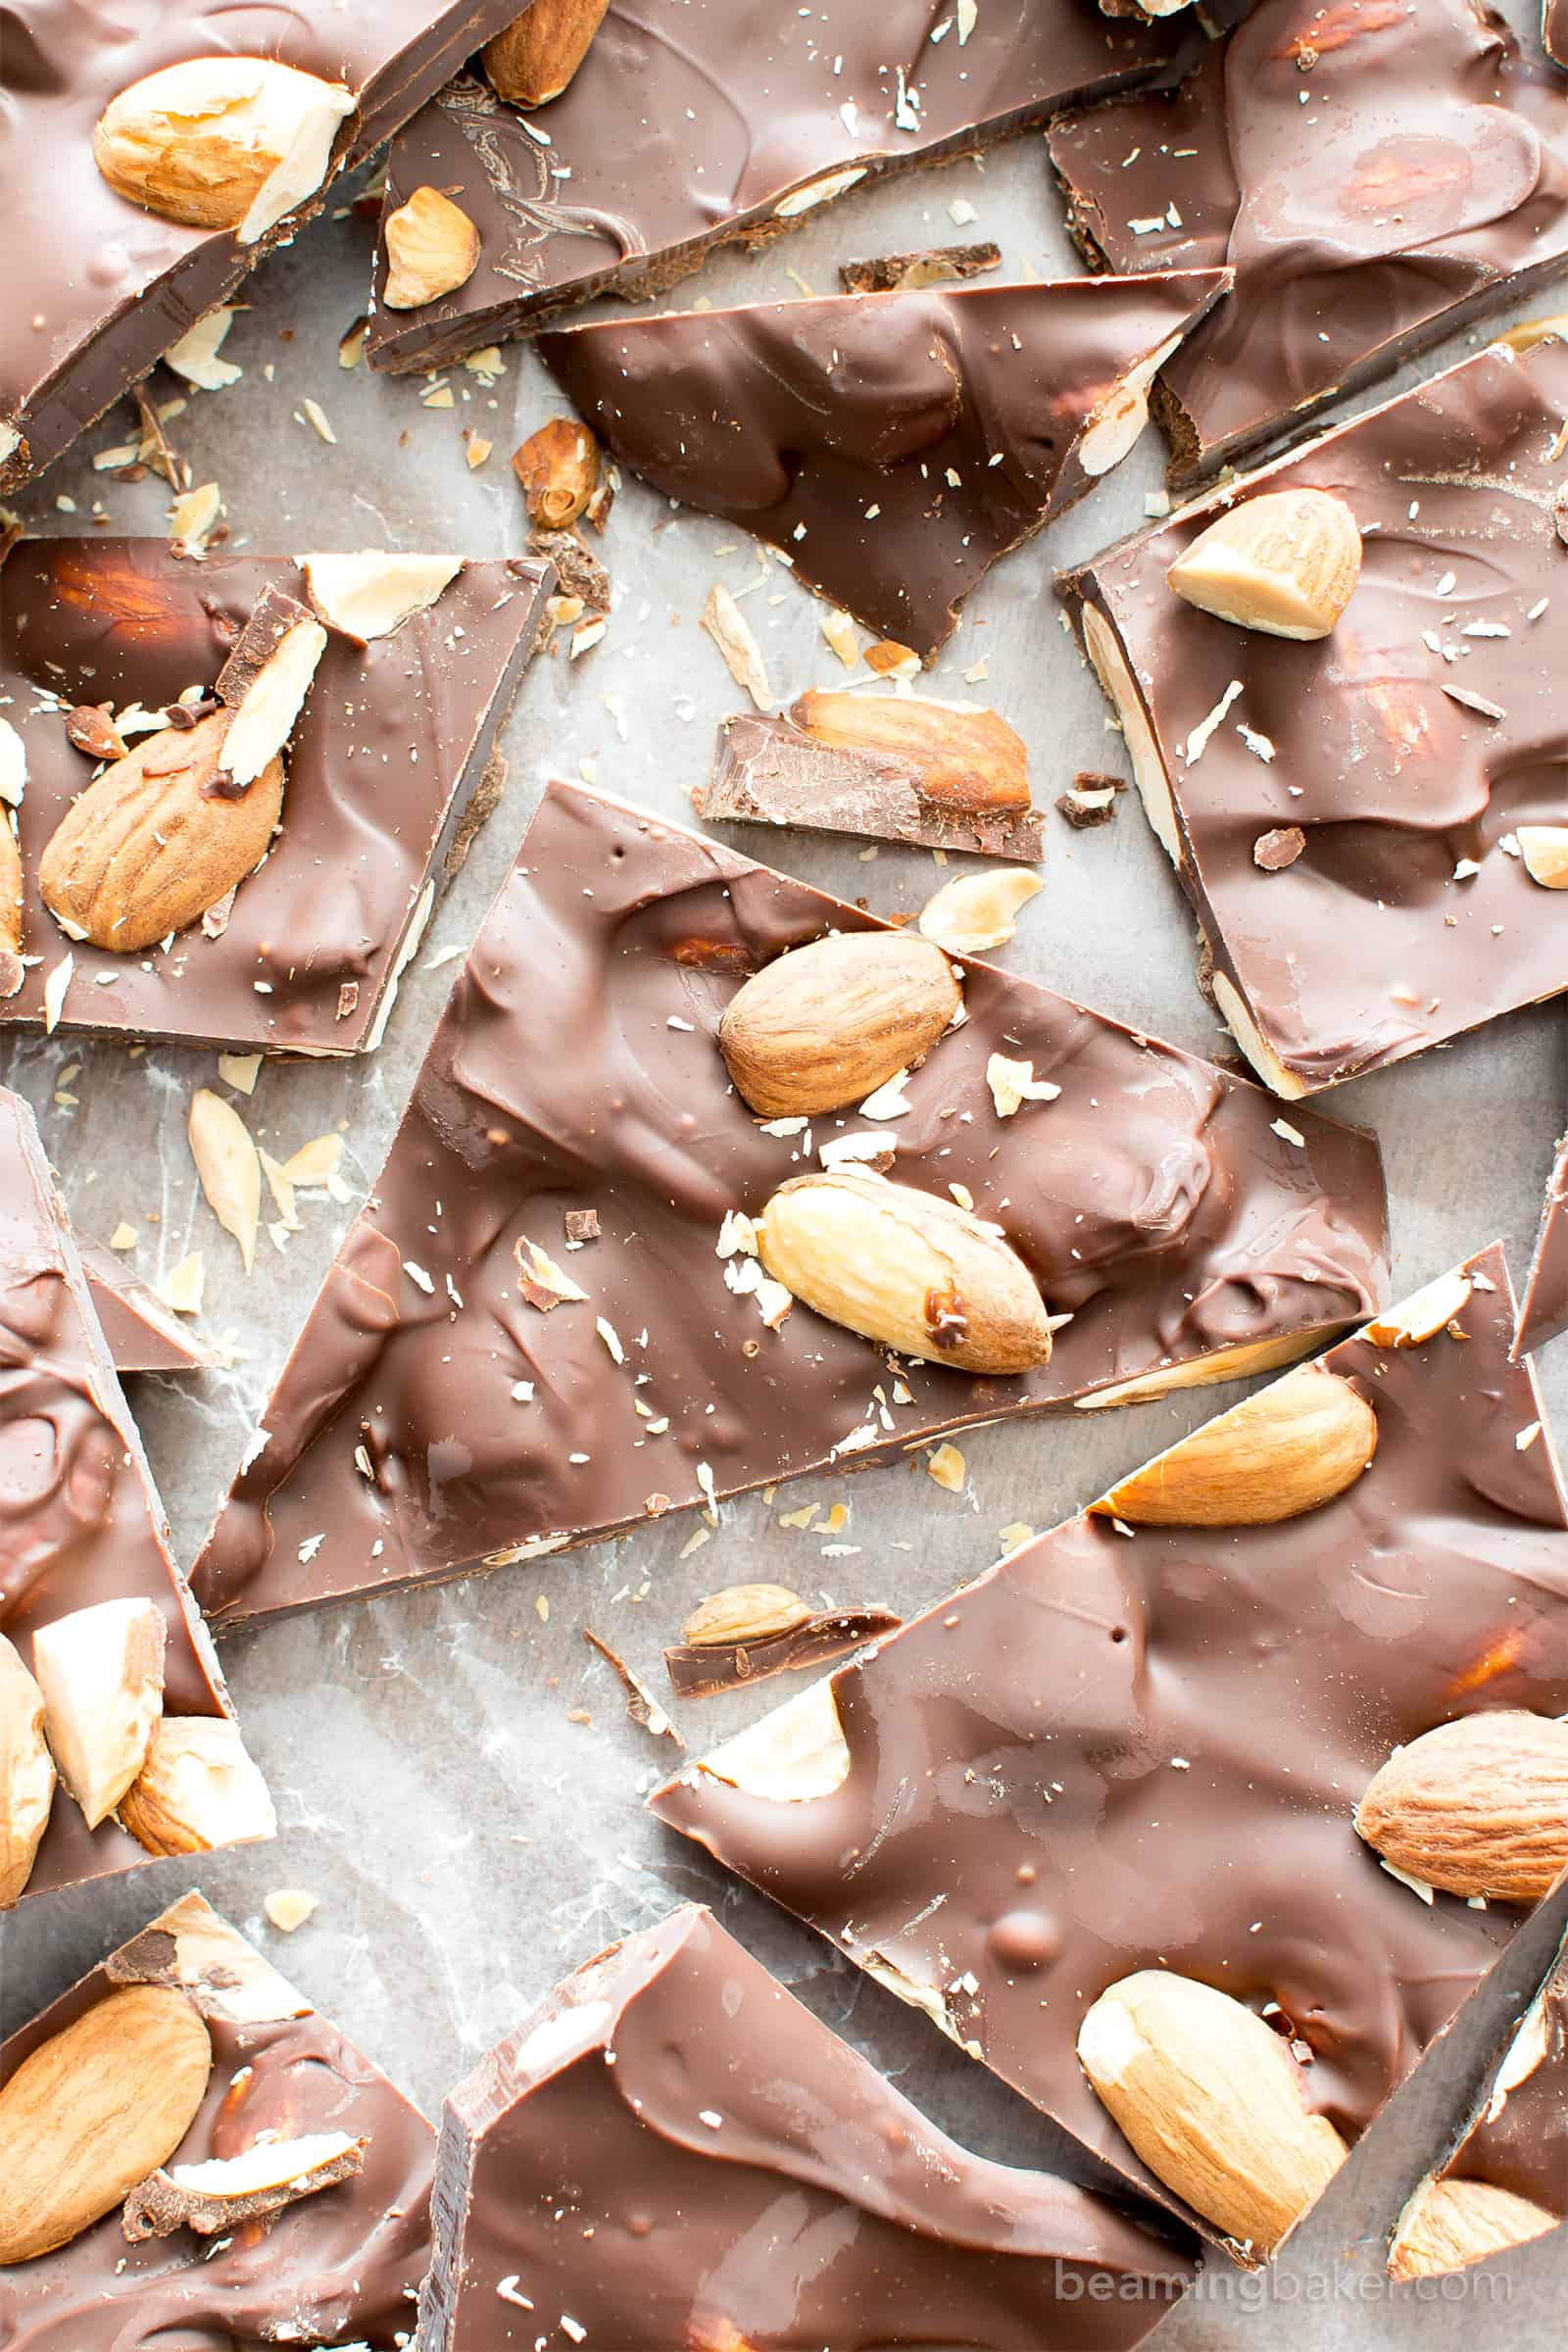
[1354, 1712, 1568, 1901]
[0, 1635, 55, 1908]
[122, 2129, 365, 2241]
[482, 0, 611, 105]
[93, 57, 354, 242]
[717, 931, 960, 1117]
[791, 690, 1030, 816]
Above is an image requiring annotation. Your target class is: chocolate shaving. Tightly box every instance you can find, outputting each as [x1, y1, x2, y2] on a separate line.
[664, 1605, 903, 1698]
[839, 242, 1002, 295]
[564, 1207, 601, 1242]
[583, 1627, 683, 1745]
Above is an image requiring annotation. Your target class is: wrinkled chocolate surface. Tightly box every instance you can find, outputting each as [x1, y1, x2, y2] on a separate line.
[1515, 1127, 1568, 1358]
[418, 1903, 1197, 2351]
[189, 779, 1387, 1631]
[535, 275, 1230, 656]
[1060, 342, 1568, 1094]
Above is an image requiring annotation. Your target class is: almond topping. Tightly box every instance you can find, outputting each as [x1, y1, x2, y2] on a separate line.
[1364, 1268, 1472, 1348]
[718, 932, 959, 1117]
[31, 1598, 167, 1830]
[0, 1635, 56, 1908]
[1517, 826, 1568, 889]
[382, 184, 483, 309]
[214, 589, 326, 788]
[1167, 488, 1362, 640]
[918, 866, 1042, 956]
[0, 809, 23, 1000]
[188, 1089, 263, 1274]
[122, 2130, 366, 2242]
[1354, 1711, 1568, 1902]
[791, 690, 1029, 814]
[1391, 2178, 1558, 2280]
[1090, 1363, 1377, 1528]
[93, 58, 353, 242]
[118, 1717, 277, 1857]
[301, 551, 463, 642]
[683, 1586, 815, 1647]
[514, 417, 602, 530]
[483, 0, 611, 105]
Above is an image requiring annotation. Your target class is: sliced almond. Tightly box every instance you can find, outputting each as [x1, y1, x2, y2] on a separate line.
[215, 588, 326, 787]
[791, 690, 1029, 814]
[483, 0, 611, 104]
[1077, 331, 1183, 477]
[122, 2129, 366, 2242]
[1517, 826, 1568, 889]
[0, 1985, 213, 2264]
[1354, 1712, 1568, 1902]
[694, 1676, 851, 1802]
[1167, 489, 1362, 641]
[1364, 1269, 1472, 1348]
[119, 1717, 277, 1857]
[758, 1169, 1052, 1375]
[188, 1089, 262, 1274]
[31, 1598, 167, 1830]
[683, 1586, 814, 1647]
[1090, 1363, 1377, 1529]
[301, 551, 464, 643]
[703, 584, 771, 710]
[718, 932, 960, 1117]
[1078, 1971, 1348, 2253]
[0, 809, 23, 999]
[514, 417, 601, 530]
[0, 711, 27, 807]
[1391, 2177, 1558, 2280]
[0, 1635, 55, 1908]
[93, 57, 354, 242]
[918, 866, 1042, 956]
[382, 185, 482, 309]
[164, 306, 242, 390]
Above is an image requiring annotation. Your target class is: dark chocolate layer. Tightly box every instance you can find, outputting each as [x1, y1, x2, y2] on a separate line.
[419, 1903, 1197, 2351]
[188, 778, 1388, 1632]
[1515, 1127, 1568, 1358]
[654, 1247, 1568, 2248]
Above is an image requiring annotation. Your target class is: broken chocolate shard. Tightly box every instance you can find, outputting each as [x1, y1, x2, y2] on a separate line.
[122, 2132, 368, 2242]
[76, 1233, 220, 1378]
[582, 1627, 683, 1744]
[1047, 0, 1568, 480]
[535, 274, 1232, 658]
[188, 778, 1386, 1634]
[213, 584, 320, 710]
[839, 241, 1004, 293]
[1056, 773, 1126, 828]
[1514, 1123, 1568, 1359]
[416, 1903, 1197, 2350]
[664, 1603, 903, 1697]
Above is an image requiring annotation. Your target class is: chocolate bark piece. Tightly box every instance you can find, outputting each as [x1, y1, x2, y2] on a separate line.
[187, 778, 1387, 1633]
[76, 1232, 220, 1377]
[0, 0, 533, 490]
[535, 275, 1231, 660]
[366, 2, 1193, 373]
[653, 1246, 1568, 2256]
[1047, 0, 1568, 482]
[839, 241, 1004, 292]
[0, 1087, 267, 1906]
[0, 541, 547, 1054]
[417, 1903, 1197, 2350]
[1550, 0, 1568, 67]
[1058, 341, 1568, 1099]
[699, 710, 1048, 859]
[1514, 1123, 1568, 1357]
[2, 1891, 433, 2345]
[664, 1602, 905, 1697]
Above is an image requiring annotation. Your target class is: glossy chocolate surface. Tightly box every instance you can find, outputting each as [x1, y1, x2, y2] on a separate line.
[0, 541, 547, 1054]
[1048, 0, 1568, 479]
[1515, 1129, 1568, 1357]
[77, 1233, 218, 1378]
[0, 1086, 236, 1905]
[1059, 343, 1568, 1096]
[419, 1903, 1197, 2351]
[0, 1892, 433, 2349]
[188, 778, 1388, 1632]
[0, 0, 528, 486]
[368, 0, 1189, 371]
[655, 1248, 1568, 2246]
[535, 274, 1230, 658]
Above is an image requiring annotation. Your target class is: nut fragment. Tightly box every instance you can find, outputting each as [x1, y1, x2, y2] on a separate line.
[1077, 1972, 1348, 2252]
[65, 703, 127, 761]
[483, 0, 611, 104]
[791, 690, 1029, 814]
[718, 932, 960, 1116]
[1354, 1712, 1568, 1902]
[514, 417, 602, 529]
[93, 58, 354, 242]
[264, 1886, 319, 1933]
[31, 1598, 167, 1830]
[214, 588, 326, 788]
[1364, 1268, 1472, 1348]
[118, 1717, 278, 1857]
[0, 1635, 55, 1908]
[1517, 826, 1568, 889]
[684, 1586, 815, 1647]
[918, 866, 1042, 956]
[301, 551, 463, 642]
[1391, 2178, 1558, 2280]
[188, 1089, 262, 1274]
[381, 184, 483, 309]
[1090, 1363, 1377, 1528]
[0, 1985, 213, 2264]
[1253, 825, 1305, 872]
[703, 584, 771, 710]
[0, 810, 23, 999]
[122, 2129, 366, 2242]
[1494, 314, 1568, 354]
[1078, 331, 1183, 477]
[758, 1169, 1052, 1375]
[1167, 489, 1362, 640]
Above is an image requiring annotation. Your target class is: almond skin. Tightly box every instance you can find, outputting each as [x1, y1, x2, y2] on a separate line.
[382, 185, 482, 310]
[1090, 1362, 1377, 1528]
[483, 0, 611, 105]
[683, 1586, 814, 1648]
[1391, 2177, 1559, 2280]
[92, 57, 353, 242]
[38, 710, 282, 954]
[718, 932, 960, 1116]
[1354, 1711, 1568, 1901]
[514, 417, 602, 529]
[1167, 488, 1362, 640]
[791, 689, 1030, 814]
[0, 1985, 213, 2263]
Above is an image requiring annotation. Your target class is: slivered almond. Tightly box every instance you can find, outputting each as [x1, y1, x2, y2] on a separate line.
[122, 2129, 366, 2241]
[1167, 489, 1362, 640]
[93, 57, 353, 241]
[1090, 1363, 1377, 1528]
[382, 185, 482, 309]
[918, 866, 1042, 956]
[0, 1635, 55, 1908]
[683, 1586, 814, 1647]
[791, 689, 1029, 813]
[188, 1089, 262, 1273]
[718, 932, 959, 1116]
[514, 417, 601, 530]
[119, 1717, 277, 1857]
[703, 585, 771, 710]
[31, 1598, 167, 1830]
[1354, 1712, 1568, 1902]
[214, 588, 326, 787]
[483, 0, 611, 104]
[1391, 2178, 1558, 2279]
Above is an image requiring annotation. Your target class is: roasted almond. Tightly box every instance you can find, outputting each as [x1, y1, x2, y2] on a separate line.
[93, 57, 354, 242]
[718, 932, 960, 1116]
[38, 710, 283, 954]
[382, 184, 483, 309]
[790, 689, 1030, 814]
[31, 1597, 167, 1830]
[1077, 1971, 1348, 2253]
[1167, 488, 1362, 640]
[1354, 1711, 1568, 1901]
[758, 1169, 1053, 1375]
[683, 1586, 814, 1648]
[0, 1984, 213, 2264]
[1391, 2177, 1558, 2280]
[0, 1634, 55, 1908]
[1518, 826, 1568, 889]
[1090, 1363, 1377, 1528]
[119, 1717, 278, 1858]
[0, 808, 23, 999]
[514, 417, 602, 529]
[483, 0, 611, 105]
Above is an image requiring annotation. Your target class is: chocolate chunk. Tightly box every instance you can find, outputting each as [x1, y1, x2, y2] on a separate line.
[564, 1206, 601, 1242]
[1514, 1124, 1568, 1358]
[664, 1603, 903, 1696]
[187, 778, 1387, 1634]
[416, 1904, 1198, 2349]
[1056, 773, 1126, 828]
[536, 274, 1232, 656]
[582, 1627, 682, 1743]
[839, 241, 1003, 293]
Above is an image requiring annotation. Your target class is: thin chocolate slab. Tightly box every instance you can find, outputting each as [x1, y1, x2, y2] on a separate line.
[654, 1247, 1568, 2255]
[0, 0, 531, 488]
[77, 1232, 219, 1378]
[1058, 342, 1568, 1098]
[0, 541, 547, 1054]
[535, 274, 1232, 658]
[0, 1086, 268, 1906]
[1550, 0, 1568, 67]
[1, 1892, 433, 2346]
[366, 1, 1191, 372]
[418, 1903, 1197, 2350]
[1515, 1125, 1568, 1357]
[1047, 0, 1568, 481]
[188, 778, 1387, 1632]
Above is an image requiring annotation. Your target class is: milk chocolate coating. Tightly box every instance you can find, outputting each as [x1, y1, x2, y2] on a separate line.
[535, 275, 1231, 658]
[0, 0, 531, 488]
[1058, 342, 1568, 1097]
[0, 1086, 240, 1906]
[1047, 0, 1568, 480]
[76, 1232, 219, 1378]
[367, 0, 1192, 373]
[0, 1892, 433, 2348]
[0, 541, 547, 1054]
[1515, 1128, 1568, 1358]
[654, 1247, 1568, 2247]
[418, 1904, 1197, 2351]
[188, 778, 1388, 1632]
[1549, 0, 1568, 68]
[1421, 1932, 1568, 2243]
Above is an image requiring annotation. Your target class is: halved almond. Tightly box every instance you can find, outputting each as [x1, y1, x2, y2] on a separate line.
[118, 1718, 278, 1857]
[1167, 488, 1362, 641]
[0, 1635, 55, 1907]
[1391, 2177, 1558, 2279]
[1517, 827, 1568, 889]
[1090, 1363, 1377, 1528]
[31, 1598, 167, 1829]
[93, 57, 354, 242]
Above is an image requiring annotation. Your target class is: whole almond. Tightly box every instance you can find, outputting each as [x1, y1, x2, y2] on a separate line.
[93, 57, 354, 242]
[0, 1635, 55, 1908]
[1391, 2177, 1558, 2280]
[719, 932, 960, 1116]
[791, 689, 1030, 814]
[514, 417, 602, 529]
[38, 710, 282, 954]
[0, 810, 23, 998]
[483, 0, 611, 105]
[0, 1985, 213, 2263]
[1078, 1971, 1348, 2253]
[683, 1586, 814, 1648]
[758, 1169, 1052, 1374]
[1167, 489, 1362, 640]
[382, 185, 482, 310]
[1354, 1711, 1568, 1901]
[1090, 1363, 1377, 1528]
[119, 1717, 278, 1858]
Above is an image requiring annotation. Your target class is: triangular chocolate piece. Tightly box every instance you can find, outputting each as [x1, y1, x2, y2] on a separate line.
[189, 778, 1386, 1631]
[1515, 1122, 1568, 1358]
[76, 1233, 219, 1378]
